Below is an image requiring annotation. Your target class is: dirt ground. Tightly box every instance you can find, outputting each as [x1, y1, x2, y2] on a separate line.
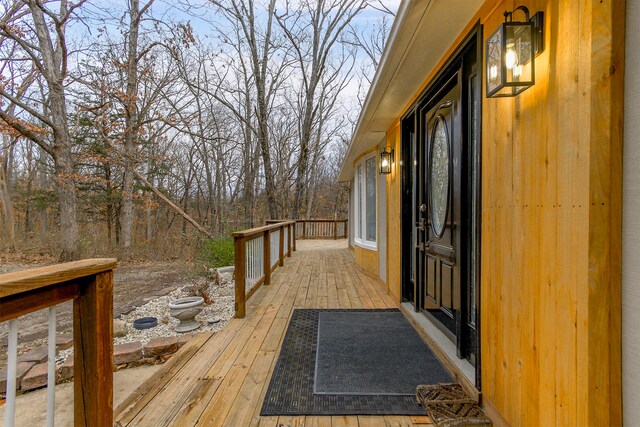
[0, 364, 162, 426]
[0, 252, 201, 366]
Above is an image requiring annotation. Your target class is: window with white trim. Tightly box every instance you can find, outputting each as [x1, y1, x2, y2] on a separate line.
[354, 154, 376, 249]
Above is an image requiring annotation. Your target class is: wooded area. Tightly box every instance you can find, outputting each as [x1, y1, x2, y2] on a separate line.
[0, 0, 392, 261]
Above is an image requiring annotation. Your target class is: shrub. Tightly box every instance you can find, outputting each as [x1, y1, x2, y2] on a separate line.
[200, 236, 235, 268]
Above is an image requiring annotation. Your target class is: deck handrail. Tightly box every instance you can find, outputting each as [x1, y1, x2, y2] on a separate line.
[233, 221, 296, 318]
[0, 259, 116, 427]
[266, 219, 348, 240]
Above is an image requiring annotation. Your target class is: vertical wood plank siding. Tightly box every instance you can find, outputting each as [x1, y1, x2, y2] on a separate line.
[479, 1, 623, 425]
[382, 1, 624, 425]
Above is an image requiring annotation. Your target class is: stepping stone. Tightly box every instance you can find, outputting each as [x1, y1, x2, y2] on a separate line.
[58, 355, 74, 382]
[143, 336, 178, 358]
[207, 317, 221, 324]
[114, 305, 136, 317]
[0, 361, 35, 391]
[21, 363, 49, 391]
[18, 346, 49, 364]
[113, 342, 143, 365]
[56, 333, 73, 351]
[176, 334, 193, 349]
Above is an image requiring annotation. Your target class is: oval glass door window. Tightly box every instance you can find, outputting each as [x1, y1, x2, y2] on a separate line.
[429, 116, 450, 237]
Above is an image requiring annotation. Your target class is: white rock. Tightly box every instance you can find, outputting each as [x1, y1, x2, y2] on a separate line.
[113, 277, 234, 347]
[114, 319, 127, 338]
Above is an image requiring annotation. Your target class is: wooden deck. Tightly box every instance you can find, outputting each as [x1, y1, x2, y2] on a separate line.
[115, 240, 433, 427]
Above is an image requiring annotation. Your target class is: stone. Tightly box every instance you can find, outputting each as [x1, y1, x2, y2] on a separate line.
[56, 333, 73, 351]
[21, 362, 48, 391]
[143, 336, 178, 358]
[176, 334, 193, 349]
[114, 305, 136, 317]
[113, 342, 143, 365]
[114, 319, 127, 338]
[58, 355, 74, 382]
[0, 361, 35, 391]
[18, 346, 49, 364]
[207, 316, 221, 324]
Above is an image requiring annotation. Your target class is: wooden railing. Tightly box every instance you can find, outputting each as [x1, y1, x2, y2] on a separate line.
[266, 219, 348, 240]
[0, 259, 116, 427]
[233, 221, 296, 318]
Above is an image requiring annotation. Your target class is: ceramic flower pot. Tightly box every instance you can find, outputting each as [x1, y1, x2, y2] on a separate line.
[168, 296, 204, 332]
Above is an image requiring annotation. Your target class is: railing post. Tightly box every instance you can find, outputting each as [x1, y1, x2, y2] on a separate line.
[234, 236, 246, 318]
[287, 223, 292, 257]
[302, 220, 307, 239]
[263, 230, 271, 286]
[333, 219, 338, 240]
[279, 224, 285, 266]
[344, 220, 348, 239]
[293, 222, 297, 251]
[73, 270, 113, 427]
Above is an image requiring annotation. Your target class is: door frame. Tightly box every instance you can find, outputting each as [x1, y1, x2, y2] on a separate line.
[400, 23, 483, 390]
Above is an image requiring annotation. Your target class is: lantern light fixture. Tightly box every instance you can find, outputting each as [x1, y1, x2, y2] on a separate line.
[486, 6, 544, 98]
[379, 147, 394, 175]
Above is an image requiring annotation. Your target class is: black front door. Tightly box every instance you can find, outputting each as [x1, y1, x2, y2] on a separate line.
[419, 78, 460, 340]
[402, 33, 480, 367]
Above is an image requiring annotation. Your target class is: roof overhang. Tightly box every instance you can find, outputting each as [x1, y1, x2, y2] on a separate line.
[338, 0, 484, 182]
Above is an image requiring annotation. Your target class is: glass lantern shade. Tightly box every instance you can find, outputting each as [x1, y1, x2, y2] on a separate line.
[379, 148, 393, 174]
[486, 21, 535, 97]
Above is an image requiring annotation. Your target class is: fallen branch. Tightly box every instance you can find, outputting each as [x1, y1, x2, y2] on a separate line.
[104, 140, 216, 241]
[130, 168, 216, 240]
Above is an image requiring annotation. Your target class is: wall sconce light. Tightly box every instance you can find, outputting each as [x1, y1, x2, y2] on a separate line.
[486, 6, 544, 98]
[380, 147, 394, 174]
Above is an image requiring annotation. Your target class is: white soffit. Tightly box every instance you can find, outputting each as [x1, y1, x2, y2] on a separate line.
[338, 0, 484, 182]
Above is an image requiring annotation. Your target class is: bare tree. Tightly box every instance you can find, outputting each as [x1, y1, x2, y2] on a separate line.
[0, 0, 86, 260]
[275, 0, 368, 218]
[209, 0, 293, 220]
[119, 0, 155, 259]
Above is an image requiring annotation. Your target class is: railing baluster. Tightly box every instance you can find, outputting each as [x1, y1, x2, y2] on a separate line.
[47, 306, 56, 427]
[5, 319, 18, 427]
[284, 226, 289, 256]
[235, 236, 247, 318]
[258, 235, 264, 278]
[232, 221, 298, 318]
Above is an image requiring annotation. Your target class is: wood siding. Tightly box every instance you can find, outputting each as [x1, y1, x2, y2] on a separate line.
[480, 1, 623, 425]
[353, 245, 379, 277]
[384, 0, 624, 425]
[623, 0, 640, 423]
[387, 124, 402, 302]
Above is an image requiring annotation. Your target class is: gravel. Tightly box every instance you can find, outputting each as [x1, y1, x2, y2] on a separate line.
[114, 275, 235, 346]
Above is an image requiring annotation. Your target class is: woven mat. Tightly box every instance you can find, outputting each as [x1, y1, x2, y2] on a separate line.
[416, 384, 492, 427]
[261, 309, 445, 415]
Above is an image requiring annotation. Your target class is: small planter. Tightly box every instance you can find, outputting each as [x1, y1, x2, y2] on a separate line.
[168, 296, 204, 332]
[133, 317, 158, 330]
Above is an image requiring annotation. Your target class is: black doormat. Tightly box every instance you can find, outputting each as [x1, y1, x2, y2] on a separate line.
[260, 309, 453, 416]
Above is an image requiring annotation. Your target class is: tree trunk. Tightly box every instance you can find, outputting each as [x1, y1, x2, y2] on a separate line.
[0, 158, 16, 252]
[0, 132, 16, 251]
[39, 146, 48, 249]
[120, 0, 144, 259]
[293, 85, 318, 218]
[28, 0, 80, 261]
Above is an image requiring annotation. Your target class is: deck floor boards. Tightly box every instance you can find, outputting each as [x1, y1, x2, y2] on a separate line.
[115, 240, 433, 427]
